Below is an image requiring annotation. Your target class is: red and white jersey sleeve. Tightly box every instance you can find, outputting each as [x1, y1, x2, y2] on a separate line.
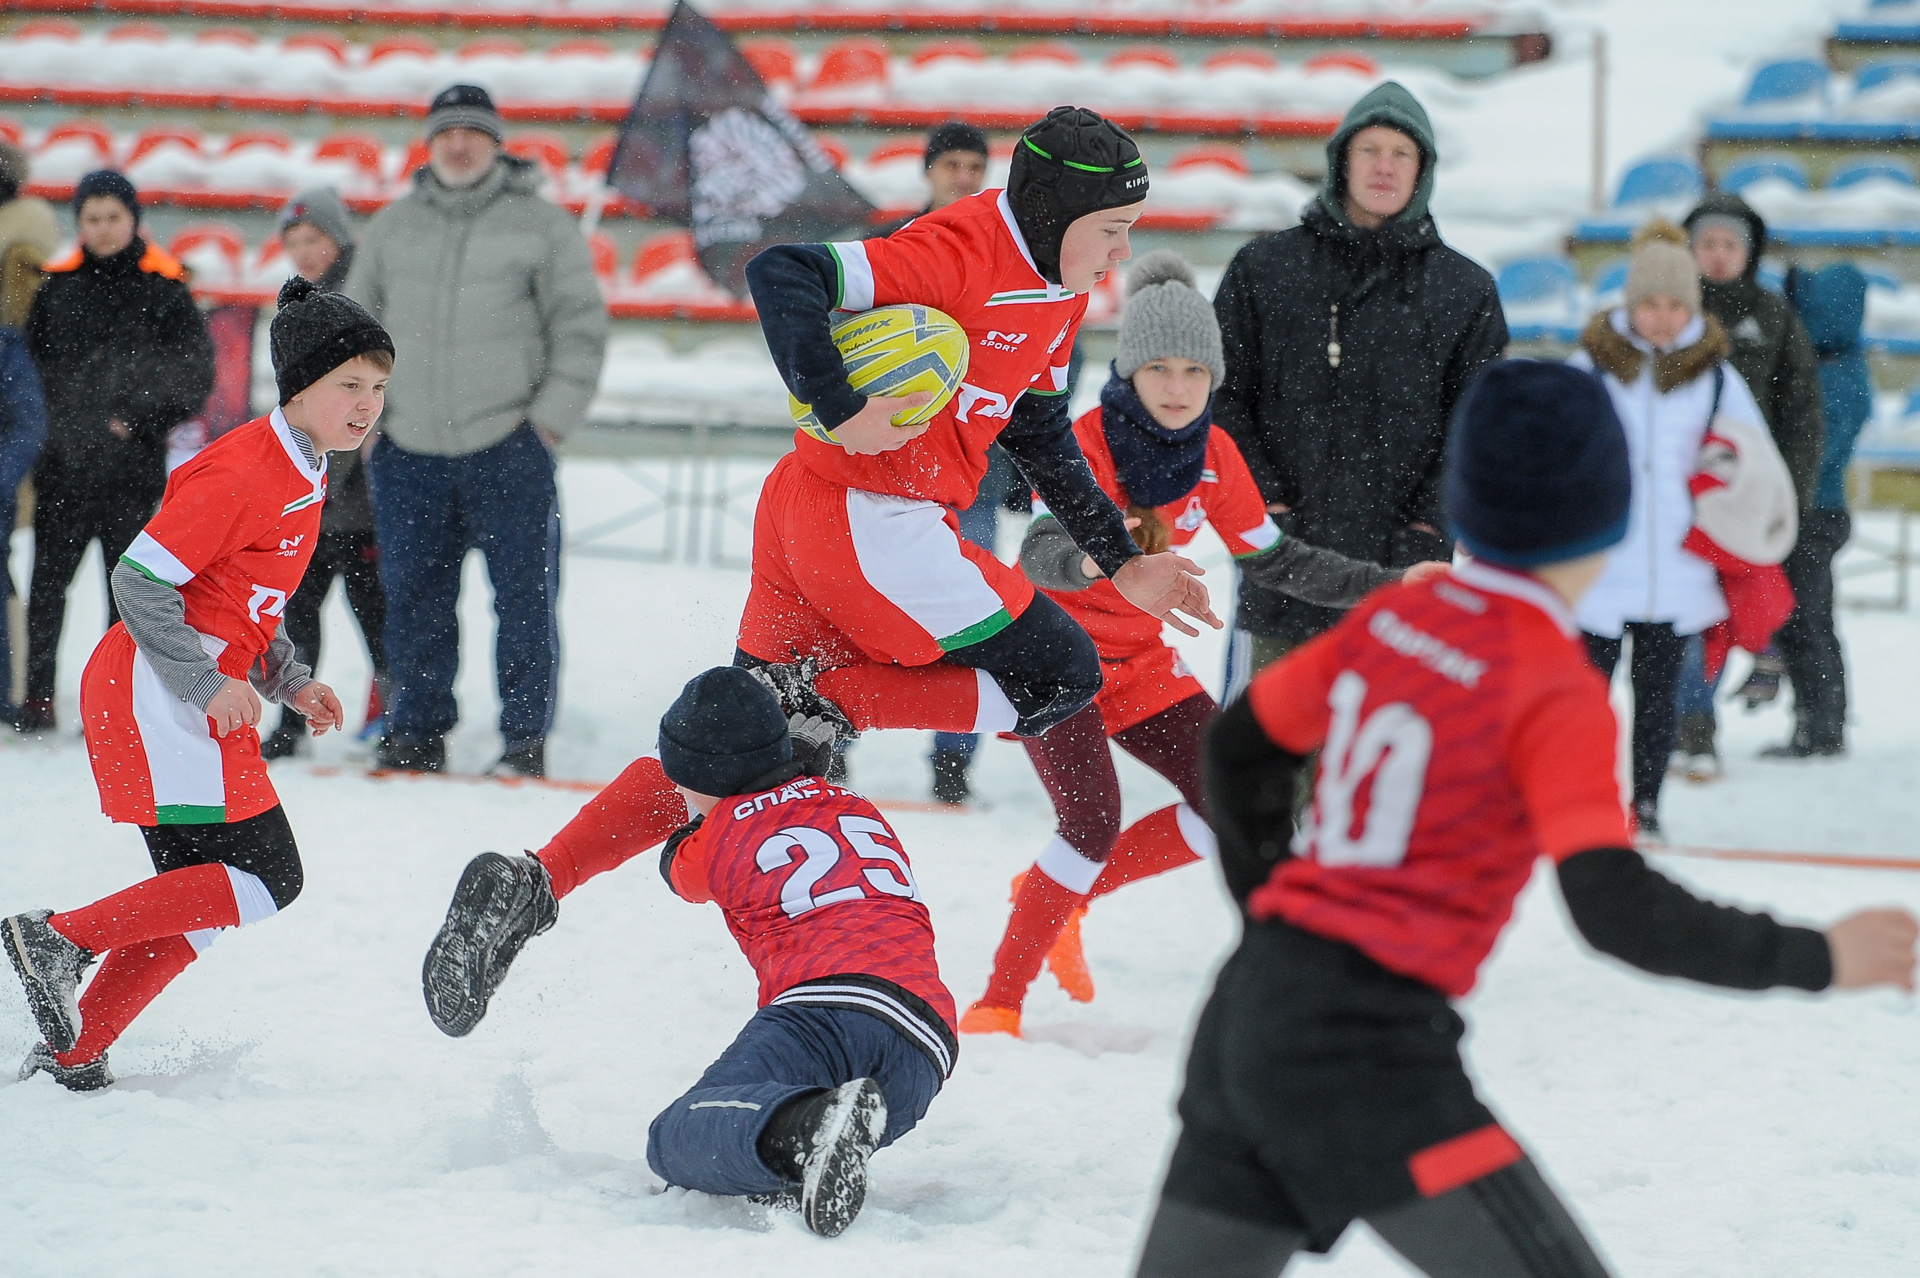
[677, 778, 957, 1043]
[120, 410, 326, 673]
[1244, 559, 1631, 997]
[1195, 430, 1281, 558]
[793, 189, 1087, 508]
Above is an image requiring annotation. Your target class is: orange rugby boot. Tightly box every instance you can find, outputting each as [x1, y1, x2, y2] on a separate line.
[1045, 907, 1095, 1003]
[958, 1002, 1022, 1037]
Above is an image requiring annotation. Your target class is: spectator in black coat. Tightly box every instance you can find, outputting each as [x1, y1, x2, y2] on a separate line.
[1212, 82, 1507, 671]
[16, 170, 214, 734]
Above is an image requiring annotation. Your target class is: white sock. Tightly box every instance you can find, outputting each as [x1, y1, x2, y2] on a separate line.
[1034, 835, 1103, 894]
[971, 670, 1020, 734]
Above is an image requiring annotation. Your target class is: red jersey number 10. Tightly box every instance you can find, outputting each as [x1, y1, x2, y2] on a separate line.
[755, 815, 923, 918]
[1296, 670, 1433, 869]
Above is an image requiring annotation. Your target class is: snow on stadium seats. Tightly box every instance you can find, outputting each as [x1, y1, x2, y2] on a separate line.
[1719, 155, 1809, 195]
[1613, 158, 1705, 209]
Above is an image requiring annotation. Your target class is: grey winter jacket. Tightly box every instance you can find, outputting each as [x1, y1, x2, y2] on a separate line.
[345, 156, 607, 457]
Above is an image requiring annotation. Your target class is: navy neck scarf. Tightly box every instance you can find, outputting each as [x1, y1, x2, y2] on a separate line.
[1100, 367, 1211, 508]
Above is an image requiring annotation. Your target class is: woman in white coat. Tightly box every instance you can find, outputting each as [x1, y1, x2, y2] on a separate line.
[1568, 220, 1766, 839]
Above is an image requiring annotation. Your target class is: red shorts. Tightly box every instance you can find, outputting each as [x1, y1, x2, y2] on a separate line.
[1095, 640, 1206, 737]
[737, 453, 1036, 669]
[80, 623, 279, 827]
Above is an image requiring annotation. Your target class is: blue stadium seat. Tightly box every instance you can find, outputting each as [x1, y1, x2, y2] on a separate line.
[1742, 59, 1829, 107]
[1719, 155, 1810, 194]
[1758, 262, 1787, 294]
[1905, 386, 1920, 419]
[1613, 157, 1704, 208]
[1828, 158, 1918, 188]
[1495, 257, 1580, 306]
[1593, 260, 1629, 297]
[1855, 59, 1920, 93]
[1863, 267, 1904, 293]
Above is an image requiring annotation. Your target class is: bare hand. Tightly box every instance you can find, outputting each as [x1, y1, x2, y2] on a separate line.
[1402, 560, 1452, 585]
[1081, 517, 1143, 579]
[205, 678, 263, 739]
[827, 392, 934, 456]
[1826, 908, 1919, 991]
[1112, 552, 1222, 637]
[107, 418, 131, 440]
[1265, 501, 1290, 514]
[292, 682, 345, 737]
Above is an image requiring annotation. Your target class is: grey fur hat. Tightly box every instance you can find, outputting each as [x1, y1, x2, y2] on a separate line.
[1114, 250, 1224, 384]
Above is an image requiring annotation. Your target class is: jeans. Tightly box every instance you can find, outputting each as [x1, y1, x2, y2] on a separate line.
[1676, 633, 1717, 720]
[366, 425, 560, 750]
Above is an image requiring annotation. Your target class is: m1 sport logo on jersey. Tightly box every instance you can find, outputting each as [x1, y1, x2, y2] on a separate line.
[980, 330, 1028, 353]
[275, 535, 305, 558]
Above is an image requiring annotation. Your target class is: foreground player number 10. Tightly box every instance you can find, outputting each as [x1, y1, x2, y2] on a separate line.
[756, 816, 923, 918]
[1297, 670, 1432, 869]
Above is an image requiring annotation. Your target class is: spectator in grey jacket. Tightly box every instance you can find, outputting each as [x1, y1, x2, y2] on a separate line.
[346, 85, 608, 778]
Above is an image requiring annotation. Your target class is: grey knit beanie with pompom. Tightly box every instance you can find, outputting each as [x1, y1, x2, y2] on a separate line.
[1114, 250, 1223, 384]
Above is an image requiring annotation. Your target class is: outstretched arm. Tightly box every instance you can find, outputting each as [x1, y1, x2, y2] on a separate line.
[1239, 534, 1406, 610]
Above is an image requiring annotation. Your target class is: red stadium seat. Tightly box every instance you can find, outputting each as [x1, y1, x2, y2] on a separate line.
[127, 126, 205, 168]
[1006, 42, 1079, 66]
[587, 230, 618, 281]
[194, 27, 259, 48]
[547, 39, 615, 59]
[909, 40, 986, 68]
[224, 130, 293, 155]
[506, 130, 570, 175]
[170, 223, 247, 282]
[0, 118, 22, 147]
[1202, 49, 1277, 74]
[1105, 47, 1180, 73]
[459, 38, 524, 59]
[283, 32, 349, 63]
[814, 133, 849, 169]
[41, 122, 117, 164]
[314, 132, 386, 180]
[15, 20, 83, 41]
[1168, 144, 1251, 177]
[368, 35, 438, 63]
[400, 139, 431, 178]
[863, 140, 924, 166]
[582, 135, 618, 176]
[105, 23, 169, 43]
[1305, 52, 1380, 77]
[630, 230, 697, 284]
[741, 39, 797, 88]
[809, 39, 890, 92]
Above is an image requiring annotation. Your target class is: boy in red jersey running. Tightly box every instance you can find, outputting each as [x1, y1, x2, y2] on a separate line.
[1134, 361, 1918, 1277]
[420, 107, 1218, 1039]
[4, 277, 394, 1090]
[964, 251, 1445, 1035]
[645, 668, 954, 1238]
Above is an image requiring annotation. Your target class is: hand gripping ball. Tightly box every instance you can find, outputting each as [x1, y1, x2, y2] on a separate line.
[790, 304, 970, 443]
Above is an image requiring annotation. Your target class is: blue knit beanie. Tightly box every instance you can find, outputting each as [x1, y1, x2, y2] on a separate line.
[658, 667, 793, 798]
[1443, 360, 1631, 569]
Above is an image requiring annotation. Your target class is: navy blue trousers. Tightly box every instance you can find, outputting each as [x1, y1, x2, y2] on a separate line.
[366, 425, 560, 750]
[647, 1003, 943, 1197]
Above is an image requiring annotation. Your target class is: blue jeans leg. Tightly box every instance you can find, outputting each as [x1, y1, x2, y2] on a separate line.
[457, 426, 561, 749]
[368, 439, 465, 741]
[646, 1004, 942, 1197]
[1676, 633, 1717, 720]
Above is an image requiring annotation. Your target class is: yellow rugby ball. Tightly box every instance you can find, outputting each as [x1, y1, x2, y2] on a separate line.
[790, 304, 970, 444]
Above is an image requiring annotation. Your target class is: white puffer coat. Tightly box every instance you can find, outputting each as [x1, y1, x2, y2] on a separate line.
[1568, 309, 1764, 639]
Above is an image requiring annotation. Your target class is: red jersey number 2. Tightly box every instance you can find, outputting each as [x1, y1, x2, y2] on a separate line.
[755, 815, 923, 918]
[1296, 671, 1433, 869]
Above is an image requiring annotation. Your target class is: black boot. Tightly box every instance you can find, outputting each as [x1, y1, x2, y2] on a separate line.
[756, 1078, 889, 1238]
[1761, 726, 1846, 759]
[422, 852, 559, 1037]
[260, 712, 307, 761]
[487, 740, 546, 780]
[18, 1042, 113, 1092]
[930, 750, 972, 805]
[4, 910, 95, 1054]
[377, 735, 445, 773]
[1633, 800, 1664, 844]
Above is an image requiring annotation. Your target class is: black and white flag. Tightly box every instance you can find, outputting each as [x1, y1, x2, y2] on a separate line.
[606, 0, 876, 293]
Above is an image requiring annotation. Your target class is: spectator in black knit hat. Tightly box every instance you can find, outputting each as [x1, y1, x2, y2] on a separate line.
[15, 170, 213, 735]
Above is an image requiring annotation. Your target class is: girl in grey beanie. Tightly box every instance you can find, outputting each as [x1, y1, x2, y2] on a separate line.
[964, 250, 1443, 1037]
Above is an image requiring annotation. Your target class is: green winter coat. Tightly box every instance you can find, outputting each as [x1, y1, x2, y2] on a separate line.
[1683, 191, 1824, 511]
[345, 156, 608, 457]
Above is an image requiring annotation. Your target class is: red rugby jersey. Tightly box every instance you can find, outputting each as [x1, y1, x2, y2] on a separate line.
[1036, 406, 1277, 659]
[118, 410, 326, 677]
[669, 777, 958, 1072]
[797, 189, 1087, 508]
[1245, 559, 1631, 997]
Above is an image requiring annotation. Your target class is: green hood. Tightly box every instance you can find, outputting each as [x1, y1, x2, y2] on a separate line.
[1317, 81, 1437, 228]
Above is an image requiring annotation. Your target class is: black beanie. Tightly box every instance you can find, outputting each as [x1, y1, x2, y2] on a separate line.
[1006, 107, 1149, 286]
[270, 276, 395, 405]
[72, 169, 139, 223]
[924, 121, 989, 169]
[427, 83, 506, 142]
[1442, 360, 1631, 569]
[658, 667, 794, 798]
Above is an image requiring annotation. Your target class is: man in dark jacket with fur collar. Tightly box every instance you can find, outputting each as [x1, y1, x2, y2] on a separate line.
[1212, 83, 1507, 669]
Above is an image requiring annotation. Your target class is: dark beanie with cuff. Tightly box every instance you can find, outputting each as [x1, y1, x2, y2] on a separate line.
[426, 83, 506, 143]
[73, 169, 140, 223]
[270, 276, 394, 405]
[1443, 360, 1631, 569]
[1006, 106, 1149, 286]
[924, 121, 989, 169]
[658, 667, 794, 798]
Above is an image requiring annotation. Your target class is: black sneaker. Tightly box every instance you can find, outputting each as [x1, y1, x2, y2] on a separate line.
[1761, 732, 1846, 760]
[377, 735, 446, 774]
[746, 659, 859, 751]
[487, 740, 546, 780]
[12, 698, 55, 735]
[18, 1042, 113, 1092]
[931, 750, 972, 805]
[1633, 801, 1665, 844]
[4, 910, 95, 1054]
[422, 853, 558, 1037]
[260, 714, 306, 761]
[757, 1078, 889, 1238]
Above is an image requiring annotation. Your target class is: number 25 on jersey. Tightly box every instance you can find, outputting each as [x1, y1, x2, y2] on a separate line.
[756, 814, 923, 918]
[1295, 670, 1433, 869]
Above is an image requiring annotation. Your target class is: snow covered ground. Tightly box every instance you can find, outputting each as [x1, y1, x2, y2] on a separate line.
[4, 463, 1919, 1275]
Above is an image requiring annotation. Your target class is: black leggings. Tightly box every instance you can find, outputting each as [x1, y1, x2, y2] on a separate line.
[139, 805, 305, 911]
[1583, 622, 1688, 812]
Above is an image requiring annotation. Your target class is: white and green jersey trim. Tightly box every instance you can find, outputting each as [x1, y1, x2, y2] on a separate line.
[827, 241, 877, 312]
[121, 530, 194, 587]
